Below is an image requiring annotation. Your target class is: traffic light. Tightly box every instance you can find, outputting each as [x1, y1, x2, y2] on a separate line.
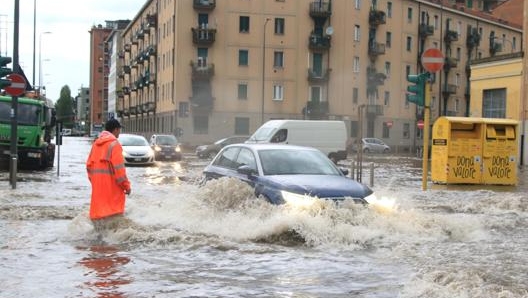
[406, 72, 430, 106]
[0, 55, 13, 89]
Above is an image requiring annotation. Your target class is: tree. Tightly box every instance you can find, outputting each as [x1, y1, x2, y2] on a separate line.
[54, 85, 75, 128]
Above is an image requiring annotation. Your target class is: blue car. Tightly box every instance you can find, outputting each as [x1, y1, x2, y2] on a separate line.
[202, 143, 375, 206]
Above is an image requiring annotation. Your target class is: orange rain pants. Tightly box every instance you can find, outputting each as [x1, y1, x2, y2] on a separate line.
[86, 131, 131, 220]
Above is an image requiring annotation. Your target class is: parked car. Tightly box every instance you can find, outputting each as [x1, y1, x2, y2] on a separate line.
[202, 143, 375, 206]
[118, 133, 155, 166]
[351, 138, 391, 154]
[195, 136, 249, 159]
[149, 134, 182, 161]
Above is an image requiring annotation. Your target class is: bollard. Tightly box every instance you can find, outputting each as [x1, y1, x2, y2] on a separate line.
[10, 156, 17, 189]
[350, 162, 355, 180]
[370, 162, 374, 187]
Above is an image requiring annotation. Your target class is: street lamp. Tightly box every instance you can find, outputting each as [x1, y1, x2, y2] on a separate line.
[261, 17, 271, 125]
[38, 31, 52, 95]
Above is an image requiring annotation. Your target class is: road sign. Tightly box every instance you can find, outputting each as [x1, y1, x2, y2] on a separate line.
[4, 73, 27, 96]
[417, 119, 424, 130]
[421, 48, 444, 73]
[385, 120, 393, 128]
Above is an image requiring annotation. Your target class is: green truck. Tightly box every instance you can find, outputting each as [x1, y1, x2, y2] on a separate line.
[0, 94, 57, 169]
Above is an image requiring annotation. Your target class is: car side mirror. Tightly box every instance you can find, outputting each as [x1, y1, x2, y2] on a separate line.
[237, 165, 256, 176]
[340, 168, 349, 176]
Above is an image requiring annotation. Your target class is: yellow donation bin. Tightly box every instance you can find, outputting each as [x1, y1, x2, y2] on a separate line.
[431, 117, 483, 184]
[481, 118, 518, 185]
[431, 117, 519, 185]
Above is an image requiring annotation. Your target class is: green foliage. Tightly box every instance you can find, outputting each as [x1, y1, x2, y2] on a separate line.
[54, 85, 75, 128]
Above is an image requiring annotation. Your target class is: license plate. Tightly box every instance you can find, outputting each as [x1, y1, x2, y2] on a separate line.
[134, 158, 141, 161]
[2, 150, 9, 155]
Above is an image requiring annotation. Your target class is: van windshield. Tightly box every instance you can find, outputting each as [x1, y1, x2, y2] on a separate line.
[248, 127, 275, 142]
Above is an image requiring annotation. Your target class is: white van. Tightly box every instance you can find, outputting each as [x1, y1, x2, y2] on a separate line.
[246, 120, 348, 162]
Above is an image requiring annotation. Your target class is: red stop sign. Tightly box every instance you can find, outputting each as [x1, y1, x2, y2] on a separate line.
[5, 73, 27, 96]
[417, 120, 424, 130]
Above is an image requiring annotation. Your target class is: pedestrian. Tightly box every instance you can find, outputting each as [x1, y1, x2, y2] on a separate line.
[86, 118, 131, 223]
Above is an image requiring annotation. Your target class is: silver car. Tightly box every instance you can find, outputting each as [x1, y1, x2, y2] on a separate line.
[118, 133, 156, 166]
[352, 138, 391, 154]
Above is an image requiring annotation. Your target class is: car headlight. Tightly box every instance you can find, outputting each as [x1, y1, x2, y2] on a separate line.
[154, 145, 162, 152]
[175, 146, 181, 153]
[281, 190, 317, 208]
[363, 192, 377, 204]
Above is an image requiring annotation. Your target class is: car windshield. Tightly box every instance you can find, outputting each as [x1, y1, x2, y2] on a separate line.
[156, 135, 177, 145]
[119, 135, 149, 146]
[248, 127, 275, 142]
[258, 148, 341, 176]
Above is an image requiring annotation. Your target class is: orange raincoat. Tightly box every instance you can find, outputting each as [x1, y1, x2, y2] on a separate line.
[86, 131, 131, 220]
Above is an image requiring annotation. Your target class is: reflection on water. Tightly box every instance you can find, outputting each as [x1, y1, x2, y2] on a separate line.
[77, 245, 131, 298]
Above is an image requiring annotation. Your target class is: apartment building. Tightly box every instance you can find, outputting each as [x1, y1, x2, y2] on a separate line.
[111, 0, 521, 151]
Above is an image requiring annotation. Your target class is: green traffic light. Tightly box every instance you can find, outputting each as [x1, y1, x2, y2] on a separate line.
[0, 55, 13, 89]
[406, 72, 430, 106]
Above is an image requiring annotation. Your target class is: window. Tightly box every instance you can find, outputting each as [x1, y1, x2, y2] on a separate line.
[273, 51, 284, 67]
[407, 7, 413, 23]
[350, 121, 358, 138]
[387, 2, 392, 18]
[235, 117, 250, 135]
[403, 123, 410, 138]
[406, 36, 412, 51]
[434, 15, 439, 29]
[239, 16, 250, 33]
[310, 86, 321, 102]
[273, 84, 283, 100]
[238, 83, 248, 100]
[355, 0, 361, 10]
[353, 87, 358, 104]
[354, 25, 360, 41]
[455, 73, 460, 86]
[483, 88, 506, 118]
[178, 102, 189, 117]
[384, 91, 390, 106]
[386, 32, 391, 48]
[382, 124, 390, 138]
[513, 37, 517, 50]
[238, 49, 249, 66]
[456, 47, 461, 60]
[193, 115, 209, 134]
[385, 62, 391, 77]
[353, 56, 360, 73]
[274, 18, 285, 35]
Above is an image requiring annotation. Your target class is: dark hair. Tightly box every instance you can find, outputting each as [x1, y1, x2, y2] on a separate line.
[105, 119, 122, 131]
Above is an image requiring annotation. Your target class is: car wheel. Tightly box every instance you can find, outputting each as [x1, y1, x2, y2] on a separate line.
[363, 148, 370, 154]
[383, 148, 390, 153]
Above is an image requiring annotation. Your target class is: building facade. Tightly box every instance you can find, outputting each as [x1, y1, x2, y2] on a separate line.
[108, 0, 522, 151]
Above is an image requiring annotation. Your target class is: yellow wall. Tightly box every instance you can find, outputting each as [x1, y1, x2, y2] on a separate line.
[470, 56, 523, 120]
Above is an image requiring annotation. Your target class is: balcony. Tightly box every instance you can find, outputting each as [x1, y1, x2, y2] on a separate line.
[444, 30, 458, 43]
[193, 0, 216, 11]
[147, 14, 157, 28]
[135, 28, 144, 40]
[466, 29, 480, 49]
[366, 104, 384, 116]
[368, 42, 386, 57]
[444, 57, 458, 70]
[306, 100, 329, 119]
[309, 1, 331, 18]
[191, 27, 216, 45]
[307, 68, 330, 83]
[442, 84, 457, 95]
[129, 106, 138, 115]
[419, 24, 434, 38]
[368, 9, 386, 26]
[490, 42, 503, 55]
[118, 51, 125, 59]
[124, 44, 131, 52]
[308, 33, 331, 50]
[147, 45, 156, 56]
[122, 108, 130, 117]
[190, 95, 215, 112]
[122, 87, 130, 95]
[191, 61, 215, 80]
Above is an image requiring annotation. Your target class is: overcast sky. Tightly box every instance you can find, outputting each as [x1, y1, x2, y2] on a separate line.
[2, 0, 145, 101]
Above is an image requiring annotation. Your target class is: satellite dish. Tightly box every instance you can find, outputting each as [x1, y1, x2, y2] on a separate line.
[326, 26, 334, 35]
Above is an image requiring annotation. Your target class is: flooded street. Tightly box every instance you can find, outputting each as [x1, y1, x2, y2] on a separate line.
[1, 137, 527, 298]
